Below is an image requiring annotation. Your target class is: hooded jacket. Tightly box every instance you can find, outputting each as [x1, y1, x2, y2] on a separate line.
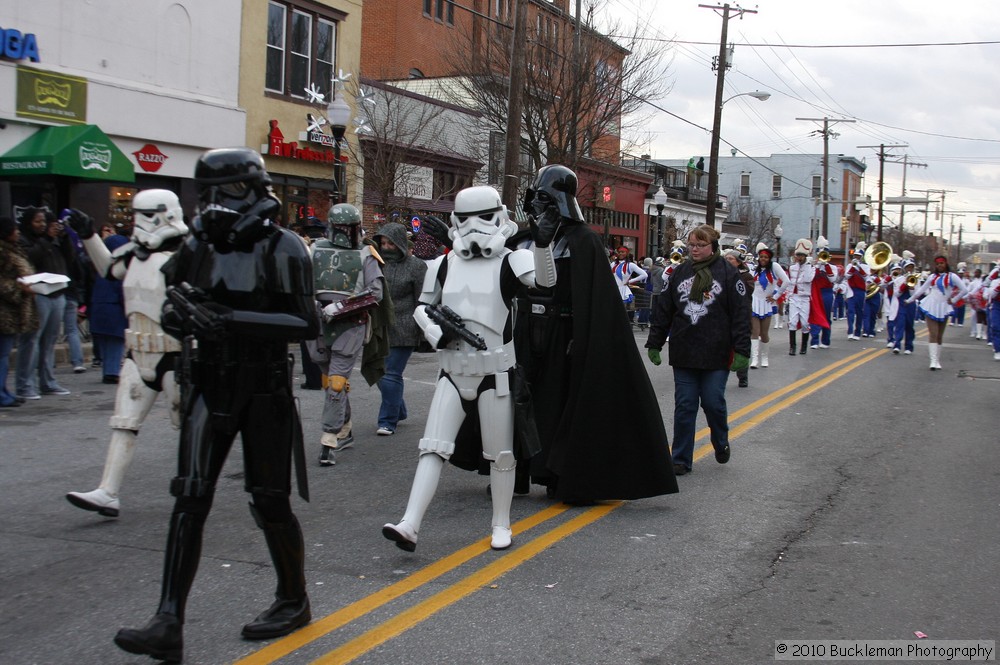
[372, 223, 426, 347]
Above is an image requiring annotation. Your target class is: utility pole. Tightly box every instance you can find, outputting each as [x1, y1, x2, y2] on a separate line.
[886, 154, 926, 247]
[797, 118, 854, 240]
[701, 3, 757, 231]
[501, 0, 528, 209]
[857, 143, 906, 241]
[911, 188, 956, 239]
[568, 0, 582, 161]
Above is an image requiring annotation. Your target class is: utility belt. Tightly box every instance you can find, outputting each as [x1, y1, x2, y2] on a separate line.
[438, 341, 515, 376]
[519, 294, 572, 319]
[188, 358, 290, 392]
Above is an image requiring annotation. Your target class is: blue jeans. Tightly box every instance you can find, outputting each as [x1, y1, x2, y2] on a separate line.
[672, 367, 730, 469]
[1, 334, 17, 405]
[377, 346, 413, 431]
[62, 296, 84, 367]
[16, 291, 65, 395]
[93, 334, 125, 379]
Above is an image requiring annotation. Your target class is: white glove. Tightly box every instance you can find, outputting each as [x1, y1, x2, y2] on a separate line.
[322, 301, 345, 320]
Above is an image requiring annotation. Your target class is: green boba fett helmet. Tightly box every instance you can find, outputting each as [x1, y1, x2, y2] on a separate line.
[327, 203, 362, 249]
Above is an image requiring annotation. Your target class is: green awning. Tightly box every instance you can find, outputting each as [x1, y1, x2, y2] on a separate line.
[0, 124, 135, 182]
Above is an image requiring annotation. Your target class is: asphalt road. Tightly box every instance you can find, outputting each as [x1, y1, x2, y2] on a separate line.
[1, 320, 997, 665]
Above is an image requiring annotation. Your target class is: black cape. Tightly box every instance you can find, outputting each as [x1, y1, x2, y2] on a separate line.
[509, 223, 677, 502]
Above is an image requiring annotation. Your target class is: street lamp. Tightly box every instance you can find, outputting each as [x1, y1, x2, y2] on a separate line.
[773, 222, 783, 263]
[706, 90, 770, 232]
[653, 185, 668, 257]
[327, 89, 352, 204]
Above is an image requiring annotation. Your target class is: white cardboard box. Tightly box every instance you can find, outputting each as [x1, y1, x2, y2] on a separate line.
[19, 272, 71, 295]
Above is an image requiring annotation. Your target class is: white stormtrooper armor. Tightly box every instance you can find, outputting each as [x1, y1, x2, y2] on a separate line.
[66, 189, 186, 517]
[383, 186, 550, 552]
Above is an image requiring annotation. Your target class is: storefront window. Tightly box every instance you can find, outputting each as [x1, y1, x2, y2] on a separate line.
[109, 187, 138, 235]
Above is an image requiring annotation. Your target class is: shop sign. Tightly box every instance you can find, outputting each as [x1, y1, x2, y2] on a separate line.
[596, 183, 615, 209]
[394, 165, 433, 200]
[16, 65, 87, 124]
[132, 143, 168, 173]
[79, 141, 112, 173]
[263, 119, 343, 165]
[1, 27, 40, 62]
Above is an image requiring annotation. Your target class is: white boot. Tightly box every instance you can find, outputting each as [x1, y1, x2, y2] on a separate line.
[928, 342, 942, 370]
[759, 342, 769, 368]
[489, 462, 516, 550]
[65, 429, 137, 517]
[749, 339, 760, 369]
[383, 453, 444, 552]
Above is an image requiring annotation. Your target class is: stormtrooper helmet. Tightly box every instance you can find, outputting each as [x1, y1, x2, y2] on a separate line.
[131, 189, 187, 249]
[450, 186, 516, 259]
[327, 203, 362, 249]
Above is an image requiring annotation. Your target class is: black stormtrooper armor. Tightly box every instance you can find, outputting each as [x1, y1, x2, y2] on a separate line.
[114, 148, 319, 663]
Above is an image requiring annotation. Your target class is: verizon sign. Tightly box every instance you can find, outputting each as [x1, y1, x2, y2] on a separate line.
[133, 143, 168, 173]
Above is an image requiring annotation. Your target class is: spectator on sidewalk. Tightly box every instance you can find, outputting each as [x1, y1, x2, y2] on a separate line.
[0, 216, 39, 407]
[15, 208, 73, 398]
[88, 228, 129, 384]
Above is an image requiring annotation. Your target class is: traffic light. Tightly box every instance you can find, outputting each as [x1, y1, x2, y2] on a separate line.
[841, 216, 848, 231]
[978, 219, 982, 231]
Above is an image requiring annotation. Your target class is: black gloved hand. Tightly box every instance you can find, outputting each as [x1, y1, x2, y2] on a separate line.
[528, 204, 561, 248]
[421, 215, 453, 249]
[63, 208, 95, 239]
[190, 301, 232, 342]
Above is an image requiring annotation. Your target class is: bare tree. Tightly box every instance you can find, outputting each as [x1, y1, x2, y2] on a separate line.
[441, 0, 670, 181]
[316, 76, 483, 221]
[725, 191, 780, 251]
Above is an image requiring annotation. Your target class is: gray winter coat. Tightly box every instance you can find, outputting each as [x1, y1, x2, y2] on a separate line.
[373, 223, 427, 347]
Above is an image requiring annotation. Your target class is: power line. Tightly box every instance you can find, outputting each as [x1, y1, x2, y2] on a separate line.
[608, 36, 1000, 48]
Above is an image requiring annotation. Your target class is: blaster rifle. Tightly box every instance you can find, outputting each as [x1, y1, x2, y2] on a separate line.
[165, 282, 216, 333]
[424, 303, 488, 351]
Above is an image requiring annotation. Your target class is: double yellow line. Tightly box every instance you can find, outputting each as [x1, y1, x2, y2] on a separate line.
[237, 343, 896, 665]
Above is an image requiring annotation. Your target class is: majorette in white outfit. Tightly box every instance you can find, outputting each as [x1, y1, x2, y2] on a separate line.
[748, 242, 788, 368]
[906, 264, 969, 369]
[65, 190, 186, 517]
[382, 185, 555, 552]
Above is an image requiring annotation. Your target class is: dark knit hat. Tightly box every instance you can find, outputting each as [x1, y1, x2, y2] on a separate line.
[0, 216, 16, 239]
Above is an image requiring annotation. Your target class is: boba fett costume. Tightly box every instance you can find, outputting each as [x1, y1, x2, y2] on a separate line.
[311, 203, 385, 465]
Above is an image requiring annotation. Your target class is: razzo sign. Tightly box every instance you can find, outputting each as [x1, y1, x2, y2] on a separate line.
[1, 27, 41, 62]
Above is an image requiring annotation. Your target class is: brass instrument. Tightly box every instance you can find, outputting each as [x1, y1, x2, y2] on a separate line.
[865, 280, 881, 299]
[906, 273, 919, 288]
[669, 248, 685, 265]
[863, 241, 893, 271]
[817, 249, 831, 262]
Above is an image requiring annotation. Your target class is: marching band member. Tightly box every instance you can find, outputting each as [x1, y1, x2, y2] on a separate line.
[893, 258, 919, 354]
[987, 263, 1000, 360]
[809, 235, 837, 348]
[966, 268, 986, 339]
[844, 244, 869, 340]
[950, 262, 968, 327]
[905, 254, 970, 370]
[883, 263, 903, 352]
[787, 239, 817, 355]
[749, 243, 788, 368]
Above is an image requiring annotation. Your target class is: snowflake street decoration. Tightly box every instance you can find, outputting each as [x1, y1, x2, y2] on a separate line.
[306, 113, 327, 133]
[354, 116, 372, 134]
[356, 87, 377, 106]
[304, 83, 326, 105]
[332, 69, 352, 90]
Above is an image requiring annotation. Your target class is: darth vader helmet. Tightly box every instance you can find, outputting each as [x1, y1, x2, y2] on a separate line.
[522, 164, 585, 223]
[131, 189, 187, 250]
[193, 148, 278, 245]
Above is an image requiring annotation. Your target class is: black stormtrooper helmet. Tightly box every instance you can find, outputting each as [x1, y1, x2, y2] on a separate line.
[522, 164, 585, 223]
[193, 148, 279, 245]
[327, 203, 362, 249]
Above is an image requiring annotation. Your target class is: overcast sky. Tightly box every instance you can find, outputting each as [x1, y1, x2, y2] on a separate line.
[596, 0, 1000, 244]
